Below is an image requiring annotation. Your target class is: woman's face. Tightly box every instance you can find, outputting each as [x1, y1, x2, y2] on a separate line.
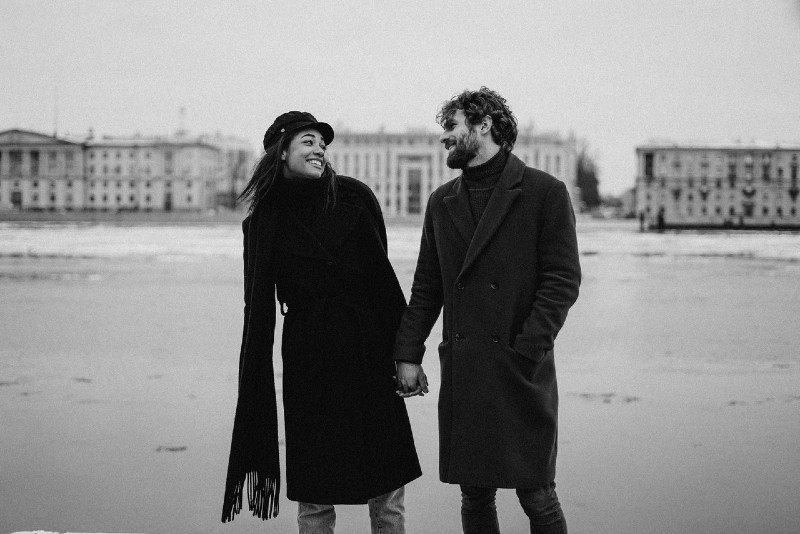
[282, 128, 327, 179]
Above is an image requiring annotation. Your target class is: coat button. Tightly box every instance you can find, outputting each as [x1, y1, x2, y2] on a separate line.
[455, 333, 464, 342]
[456, 282, 465, 290]
[491, 335, 500, 343]
[490, 282, 499, 290]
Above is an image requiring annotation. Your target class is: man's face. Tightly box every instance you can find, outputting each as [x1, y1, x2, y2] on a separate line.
[440, 109, 479, 169]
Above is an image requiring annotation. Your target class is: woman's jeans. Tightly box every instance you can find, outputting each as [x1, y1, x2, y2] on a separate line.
[460, 483, 567, 534]
[297, 486, 405, 534]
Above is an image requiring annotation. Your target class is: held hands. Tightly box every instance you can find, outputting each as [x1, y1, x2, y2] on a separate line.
[395, 362, 429, 398]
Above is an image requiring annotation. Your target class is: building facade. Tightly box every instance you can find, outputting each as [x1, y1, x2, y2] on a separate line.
[635, 142, 800, 229]
[0, 130, 86, 211]
[0, 129, 254, 212]
[328, 128, 577, 216]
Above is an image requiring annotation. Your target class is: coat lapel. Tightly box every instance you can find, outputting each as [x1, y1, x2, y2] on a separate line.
[459, 153, 525, 277]
[443, 177, 476, 246]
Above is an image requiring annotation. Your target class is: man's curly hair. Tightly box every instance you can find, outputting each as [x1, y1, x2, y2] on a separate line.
[437, 87, 518, 153]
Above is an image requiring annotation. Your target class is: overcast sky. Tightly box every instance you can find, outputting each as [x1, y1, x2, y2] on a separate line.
[2, 0, 799, 195]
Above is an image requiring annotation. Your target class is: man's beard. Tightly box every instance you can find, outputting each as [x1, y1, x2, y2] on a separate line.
[446, 128, 479, 169]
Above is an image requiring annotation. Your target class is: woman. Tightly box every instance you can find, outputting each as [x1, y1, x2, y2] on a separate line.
[221, 111, 421, 533]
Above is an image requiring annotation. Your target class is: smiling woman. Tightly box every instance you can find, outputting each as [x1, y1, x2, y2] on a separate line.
[222, 112, 421, 533]
[283, 128, 328, 180]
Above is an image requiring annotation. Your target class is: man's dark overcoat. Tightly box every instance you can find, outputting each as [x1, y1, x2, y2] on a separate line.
[393, 153, 581, 489]
[225, 176, 421, 513]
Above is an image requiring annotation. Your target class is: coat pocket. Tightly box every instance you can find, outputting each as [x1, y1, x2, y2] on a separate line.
[511, 336, 549, 364]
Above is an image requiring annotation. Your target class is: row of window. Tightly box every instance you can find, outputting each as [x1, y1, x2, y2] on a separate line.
[89, 150, 154, 159]
[5, 193, 195, 205]
[645, 205, 798, 217]
[646, 192, 797, 202]
[330, 152, 562, 178]
[1, 150, 79, 174]
[6, 179, 194, 189]
[644, 176, 799, 189]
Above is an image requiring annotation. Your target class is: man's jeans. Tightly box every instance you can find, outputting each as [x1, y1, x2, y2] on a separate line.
[297, 486, 405, 534]
[460, 483, 567, 534]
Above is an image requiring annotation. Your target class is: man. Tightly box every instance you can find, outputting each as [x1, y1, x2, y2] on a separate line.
[394, 87, 580, 534]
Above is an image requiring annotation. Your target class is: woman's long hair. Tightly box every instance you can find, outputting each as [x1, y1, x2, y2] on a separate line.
[238, 132, 338, 214]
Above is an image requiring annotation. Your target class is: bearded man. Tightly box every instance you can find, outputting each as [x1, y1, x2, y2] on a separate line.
[394, 87, 580, 534]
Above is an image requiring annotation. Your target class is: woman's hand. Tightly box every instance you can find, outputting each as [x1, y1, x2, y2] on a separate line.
[395, 362, 429, 398]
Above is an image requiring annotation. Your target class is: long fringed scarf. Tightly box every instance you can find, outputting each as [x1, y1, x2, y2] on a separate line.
[221, 206, 281, 522]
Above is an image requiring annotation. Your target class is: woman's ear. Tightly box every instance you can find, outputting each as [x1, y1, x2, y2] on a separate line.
[281, 152, 286, 160]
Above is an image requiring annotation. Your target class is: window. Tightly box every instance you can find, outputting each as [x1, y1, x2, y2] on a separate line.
[33, 193, 39, 202]
[10, 150, 22, 175]
[644, 153, 654, 178]
[129, 194, 136, 202]
[165, 151, 174, 175]
[65, 152, 75, 172]
[67, 180, 73, 188]
[33, 180, 39, 188]
[90, 195, 95, 203]
[30, 151, 40, 175]
[186, 194, 192, 203]
[48, 151, 58, 172]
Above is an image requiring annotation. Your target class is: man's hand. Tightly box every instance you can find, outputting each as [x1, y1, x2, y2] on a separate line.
[395, 362, 429, 398]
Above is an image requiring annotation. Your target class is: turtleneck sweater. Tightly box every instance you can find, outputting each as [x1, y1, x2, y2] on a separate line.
[462, 149, 507, 223]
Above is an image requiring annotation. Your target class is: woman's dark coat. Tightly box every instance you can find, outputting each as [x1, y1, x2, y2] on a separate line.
[393, 153, 581, 489]
[223, 176, 421, 519]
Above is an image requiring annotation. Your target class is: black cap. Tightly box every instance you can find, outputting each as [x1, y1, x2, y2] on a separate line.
[262, 111, 335, 151]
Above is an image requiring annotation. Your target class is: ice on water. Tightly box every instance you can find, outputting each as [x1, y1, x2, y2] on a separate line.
[1, 219, 799, 263]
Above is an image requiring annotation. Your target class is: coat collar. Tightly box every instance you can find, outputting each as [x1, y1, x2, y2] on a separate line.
[279, 198, 364, 263]
[443, 152, 524, 276]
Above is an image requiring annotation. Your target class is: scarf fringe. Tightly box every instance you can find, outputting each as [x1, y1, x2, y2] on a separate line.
[221, 470, 280, 522]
